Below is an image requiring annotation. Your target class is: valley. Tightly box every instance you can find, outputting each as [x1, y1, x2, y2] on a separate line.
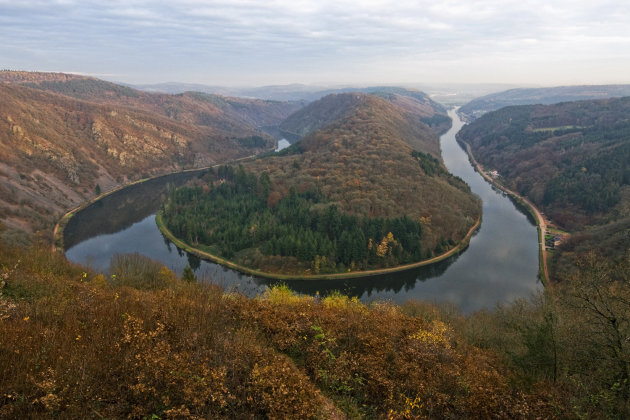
[64, 110, 541, 313]
[1, 72, 628, 418]
[457, 97, 630, 283]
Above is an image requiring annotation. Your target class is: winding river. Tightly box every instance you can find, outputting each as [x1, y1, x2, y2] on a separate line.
[65, 110, 542, 313]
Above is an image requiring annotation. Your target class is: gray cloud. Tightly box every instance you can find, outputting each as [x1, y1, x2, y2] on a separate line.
[0, 0, 629, 85]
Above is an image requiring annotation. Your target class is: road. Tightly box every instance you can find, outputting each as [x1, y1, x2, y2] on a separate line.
[461, 141, 551, 289]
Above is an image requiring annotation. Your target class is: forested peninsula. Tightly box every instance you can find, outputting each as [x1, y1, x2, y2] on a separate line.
[160, 93, 481, 277]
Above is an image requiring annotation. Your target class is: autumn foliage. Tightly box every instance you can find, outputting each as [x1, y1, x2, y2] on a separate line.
[0, 241, 571, 418]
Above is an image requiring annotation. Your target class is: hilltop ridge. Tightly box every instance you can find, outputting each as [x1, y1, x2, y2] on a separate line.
[459, 84, 630, 121]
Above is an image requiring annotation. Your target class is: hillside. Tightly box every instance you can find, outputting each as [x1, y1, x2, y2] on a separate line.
[162, 93, 480, 275]
[459, 84, 630, 121]
[0, 71, 301, 241]
[457, 97, 630, 280]
[1, 71, 303, 135]
[279, 88, 449, 140]
[0, 241, 576, 418]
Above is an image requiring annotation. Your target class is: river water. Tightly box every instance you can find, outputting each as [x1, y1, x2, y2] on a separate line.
[66, 110, 542, 313]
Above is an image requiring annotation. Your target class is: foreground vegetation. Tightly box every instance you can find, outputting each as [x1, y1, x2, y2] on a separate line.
[1, 233, 629, 418]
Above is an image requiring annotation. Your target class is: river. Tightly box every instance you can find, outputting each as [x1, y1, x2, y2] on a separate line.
[65, 110, 542, 313]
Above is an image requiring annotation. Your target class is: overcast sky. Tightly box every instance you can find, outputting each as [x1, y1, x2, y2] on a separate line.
[1, 0, 629, 87]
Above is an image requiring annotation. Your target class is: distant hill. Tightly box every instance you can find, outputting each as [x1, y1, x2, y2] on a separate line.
[459, 84, 630, 121]
[138, 83, 451, 134]
[279, 88, 449, 141]
[133, 81, 325, 101]
[0, 71, 301, 240]
[458, 97, 630, 281]
[162, 93, 480, 274]
[2, 71, 303, 134]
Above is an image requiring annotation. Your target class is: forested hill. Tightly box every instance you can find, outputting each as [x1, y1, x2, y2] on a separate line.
[457, 97, 630, 280]
[279, 88, 449, 140]
[162, 93, 480, 275]
[0, 71, 301, 243]
[0, 71, 303, 133]
[459, 84, 630, 121]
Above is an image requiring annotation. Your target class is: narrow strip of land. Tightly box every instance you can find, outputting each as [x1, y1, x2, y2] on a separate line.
[156, 211, 481, 281]
[459, 140, 551, 289]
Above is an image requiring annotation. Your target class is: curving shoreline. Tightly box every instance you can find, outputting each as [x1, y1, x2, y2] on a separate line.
[53, 152, 264, 254]
[155, 210, 481, 281]
[456, 137, 551, 289]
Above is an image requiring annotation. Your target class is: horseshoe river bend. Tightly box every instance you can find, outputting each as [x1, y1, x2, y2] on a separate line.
[64, 110, 542, 314]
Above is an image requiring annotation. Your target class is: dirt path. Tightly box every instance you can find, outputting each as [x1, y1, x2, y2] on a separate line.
[461, 141, 551, 289]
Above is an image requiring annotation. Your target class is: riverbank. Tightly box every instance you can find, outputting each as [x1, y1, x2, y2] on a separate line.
[53, 152, 266, 253]
[456, 137, 551, 288]
[155, 211, 481, 281]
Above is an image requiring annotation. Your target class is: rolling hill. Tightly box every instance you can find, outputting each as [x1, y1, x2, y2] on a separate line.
[459, 84, 630, 121]
[0, 71, 302, 241]
[279, 87, 449, 140]
[162, 93, 481, 275]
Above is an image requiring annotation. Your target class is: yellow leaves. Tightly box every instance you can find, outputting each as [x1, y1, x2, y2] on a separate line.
[23, 316, 30, 322]
[409, 320, 451, 349]
[322, 291, 364, 311]
[388, 395, 424, 419]
[92, 274, 107, 288]
[262, 284, 312, 305]
[157, 266, 177, 285]
[376, 232, 398, 257]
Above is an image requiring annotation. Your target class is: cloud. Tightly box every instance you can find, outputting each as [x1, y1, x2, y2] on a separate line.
[0, 0, 629, 85]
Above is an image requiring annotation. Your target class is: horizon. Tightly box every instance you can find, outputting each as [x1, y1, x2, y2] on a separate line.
[1, 1, 629, 87]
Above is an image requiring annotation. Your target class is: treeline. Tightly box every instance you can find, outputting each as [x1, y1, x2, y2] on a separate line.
[161, 165, 431, 273]
[542, 129, 630, 213]
[459, 98, 630, 222]
[234, 135, 268, 148]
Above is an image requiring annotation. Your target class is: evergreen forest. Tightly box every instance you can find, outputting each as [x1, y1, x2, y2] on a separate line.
[161, 165, 436, 274]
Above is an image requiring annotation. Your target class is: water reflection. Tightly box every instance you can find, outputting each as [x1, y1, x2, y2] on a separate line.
[64, 171, 208, 250]
[65, 110, 542, 313]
